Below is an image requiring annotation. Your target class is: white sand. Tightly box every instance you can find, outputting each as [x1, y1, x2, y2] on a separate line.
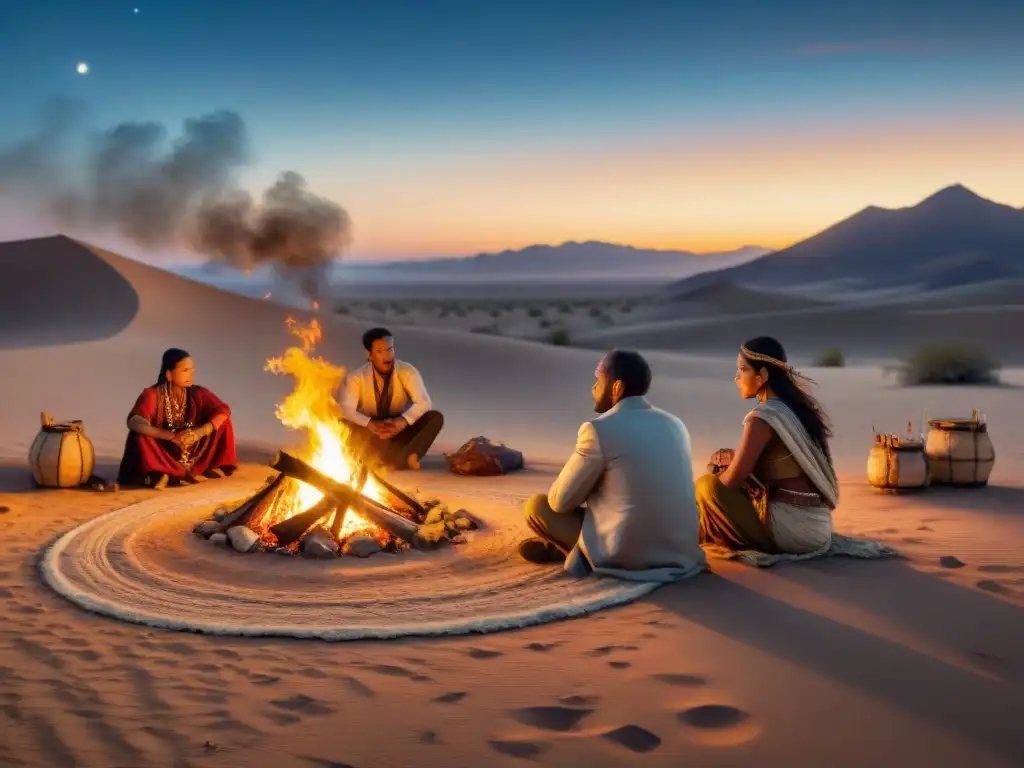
[1, 235, 1023, 767]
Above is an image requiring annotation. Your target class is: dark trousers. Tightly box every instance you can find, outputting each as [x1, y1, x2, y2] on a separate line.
[342, 411, 444, 466]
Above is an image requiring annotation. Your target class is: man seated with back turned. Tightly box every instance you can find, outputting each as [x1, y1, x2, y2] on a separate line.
[519, 349, 707, 582]
[340, 327, 444, 470]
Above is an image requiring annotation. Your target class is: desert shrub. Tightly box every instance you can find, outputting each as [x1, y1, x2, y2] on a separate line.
[898, 343, 1000, 385]
[588, 306, 602, 317]
[368, 301, 386, 313]
[490, 309, 501, 318]
[816, 347, 845, 367]
[557, 302, 573, 314]
[539, 318, 553, 328]
[619, 302, 633, 313]
[548, 329, 571, 346]
[527, 307, 543, 318]
[470, 324, 501, 335]
[453, 307, 466, 318]
[392, 304, 408, 315]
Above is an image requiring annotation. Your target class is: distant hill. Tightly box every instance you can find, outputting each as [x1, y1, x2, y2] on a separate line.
[663, 184, 1024, 295]
[338, 241, 771, 280]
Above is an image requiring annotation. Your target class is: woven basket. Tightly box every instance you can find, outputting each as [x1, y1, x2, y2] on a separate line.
[925, 411, 994, 486]
[867, 433, 930, 490]
[28, 413, 95, 488]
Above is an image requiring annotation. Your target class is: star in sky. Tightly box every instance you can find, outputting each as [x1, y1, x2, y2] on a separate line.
[76, 62, 89, 75]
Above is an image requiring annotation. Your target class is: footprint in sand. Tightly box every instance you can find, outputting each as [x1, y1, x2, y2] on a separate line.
[418, 729, 440, 744]
[297, 667, 329, 678]
[651, 673, 708, 687]
[338, 674, 375, 699]
[10, 604, 45, 615]
[586, 644, 637, 657]
[249, 674, 281, 686]
[363, 663, 427, 680]
[488, 739, 545, 760]
[433, 691, 468, 704]
[214, 649, 242, 660]
[268, 693, 335, 716]
[917, 525, 934, 532]
[939, 556, 966, 569]
[901, 537, 926, 545]
[608, 661, 631, 669]
[0, 587, 14, 599]
[883, 528, 900, 534]
[601, 724, 662, 754]
[0, 506, 9, 514]
[978, 564, 1024, 574]
[678, 704, 750, 730]
[301, 757, 357, 768]
[467, 647, 503, 660]
[513, 706, 593, 732]
[524, 642, 558, 652]
[159, 641, 197, 655]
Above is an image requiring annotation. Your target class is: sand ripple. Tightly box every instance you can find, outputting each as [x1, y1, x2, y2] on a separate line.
[40, 481, 658, 640]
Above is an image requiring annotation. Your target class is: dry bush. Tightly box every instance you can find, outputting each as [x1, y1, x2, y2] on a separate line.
[548, 328, 571, 346]
[816, 347, 845, 367]
[527, 307, 544, 318]
[897, 343, 1000, 385]
[470, 324, 501, 335]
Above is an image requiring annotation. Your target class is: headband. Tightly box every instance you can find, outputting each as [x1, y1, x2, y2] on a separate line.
[740, 345, 793, 372]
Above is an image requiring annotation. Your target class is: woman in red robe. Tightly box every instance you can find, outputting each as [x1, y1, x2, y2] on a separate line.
[118, 348, 238, 489]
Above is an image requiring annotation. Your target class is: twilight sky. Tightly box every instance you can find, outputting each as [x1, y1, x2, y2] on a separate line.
[1, 0, 1022, 261]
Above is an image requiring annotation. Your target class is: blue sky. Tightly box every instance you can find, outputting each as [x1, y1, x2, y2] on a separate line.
[2, 0, 1022, 260]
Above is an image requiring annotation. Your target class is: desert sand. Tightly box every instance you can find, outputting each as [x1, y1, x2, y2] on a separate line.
[1, 235, 1024, 768]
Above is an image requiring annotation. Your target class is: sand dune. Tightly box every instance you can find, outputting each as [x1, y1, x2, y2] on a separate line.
[656, 279, 831, 316]
[2, 235, 1024, 767]
[0, 235, 140, 349]
[575, 301, 1024, 365]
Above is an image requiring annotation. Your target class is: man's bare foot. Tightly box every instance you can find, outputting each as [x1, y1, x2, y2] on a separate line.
[202, 469, 223, 480]
[183, 473, 207, 485]
[406, 453, 421, 470]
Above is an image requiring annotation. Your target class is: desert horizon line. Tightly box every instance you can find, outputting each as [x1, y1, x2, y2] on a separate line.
[1, 180, 1014, 267]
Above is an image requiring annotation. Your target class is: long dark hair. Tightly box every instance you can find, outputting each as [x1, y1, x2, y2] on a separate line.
[741, 336, 833, 462]
[156, 348, 191, 387]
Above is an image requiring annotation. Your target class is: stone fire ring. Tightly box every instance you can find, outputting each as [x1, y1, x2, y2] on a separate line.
[40, 481, 659, 640]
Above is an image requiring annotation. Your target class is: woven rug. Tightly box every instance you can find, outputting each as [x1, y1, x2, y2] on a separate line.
[40, 480, 660, 640]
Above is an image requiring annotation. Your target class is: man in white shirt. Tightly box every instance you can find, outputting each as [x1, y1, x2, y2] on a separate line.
[339, 327, 443, 470]
[518, 349, 706, 582]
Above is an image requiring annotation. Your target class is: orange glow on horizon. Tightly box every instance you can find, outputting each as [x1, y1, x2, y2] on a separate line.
[334, 116, 1024, 258]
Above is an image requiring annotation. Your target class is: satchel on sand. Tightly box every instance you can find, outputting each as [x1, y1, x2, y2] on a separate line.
[445, 436, 525, 477]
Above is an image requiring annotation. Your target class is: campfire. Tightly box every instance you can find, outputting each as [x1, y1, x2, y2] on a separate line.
[192, 318, 478, 558]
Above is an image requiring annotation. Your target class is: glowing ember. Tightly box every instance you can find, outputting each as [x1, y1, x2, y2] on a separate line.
[256, 317, 389, 542]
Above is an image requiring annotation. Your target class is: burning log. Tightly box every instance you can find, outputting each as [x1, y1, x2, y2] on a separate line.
[369, 469, 427, 519]
[268, 451, 420, 546]
[331, 464, 368, 539]
[216, 473, 287, 533]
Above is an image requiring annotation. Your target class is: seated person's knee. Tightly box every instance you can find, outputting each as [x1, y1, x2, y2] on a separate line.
[524, 493, 549, 520]
[694, 473, 723, 503]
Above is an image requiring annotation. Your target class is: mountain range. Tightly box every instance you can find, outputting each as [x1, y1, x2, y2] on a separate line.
[664, 184, 1024, 297]
[336, 242, 770, 280]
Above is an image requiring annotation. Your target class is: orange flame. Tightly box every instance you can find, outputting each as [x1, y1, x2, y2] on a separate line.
[263, 317, 387, 539]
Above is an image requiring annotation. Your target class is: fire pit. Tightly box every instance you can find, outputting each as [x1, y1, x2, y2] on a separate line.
[191, 318, 478, 558]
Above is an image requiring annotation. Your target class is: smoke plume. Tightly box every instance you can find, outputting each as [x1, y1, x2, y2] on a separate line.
[0, 97, 352, 299]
